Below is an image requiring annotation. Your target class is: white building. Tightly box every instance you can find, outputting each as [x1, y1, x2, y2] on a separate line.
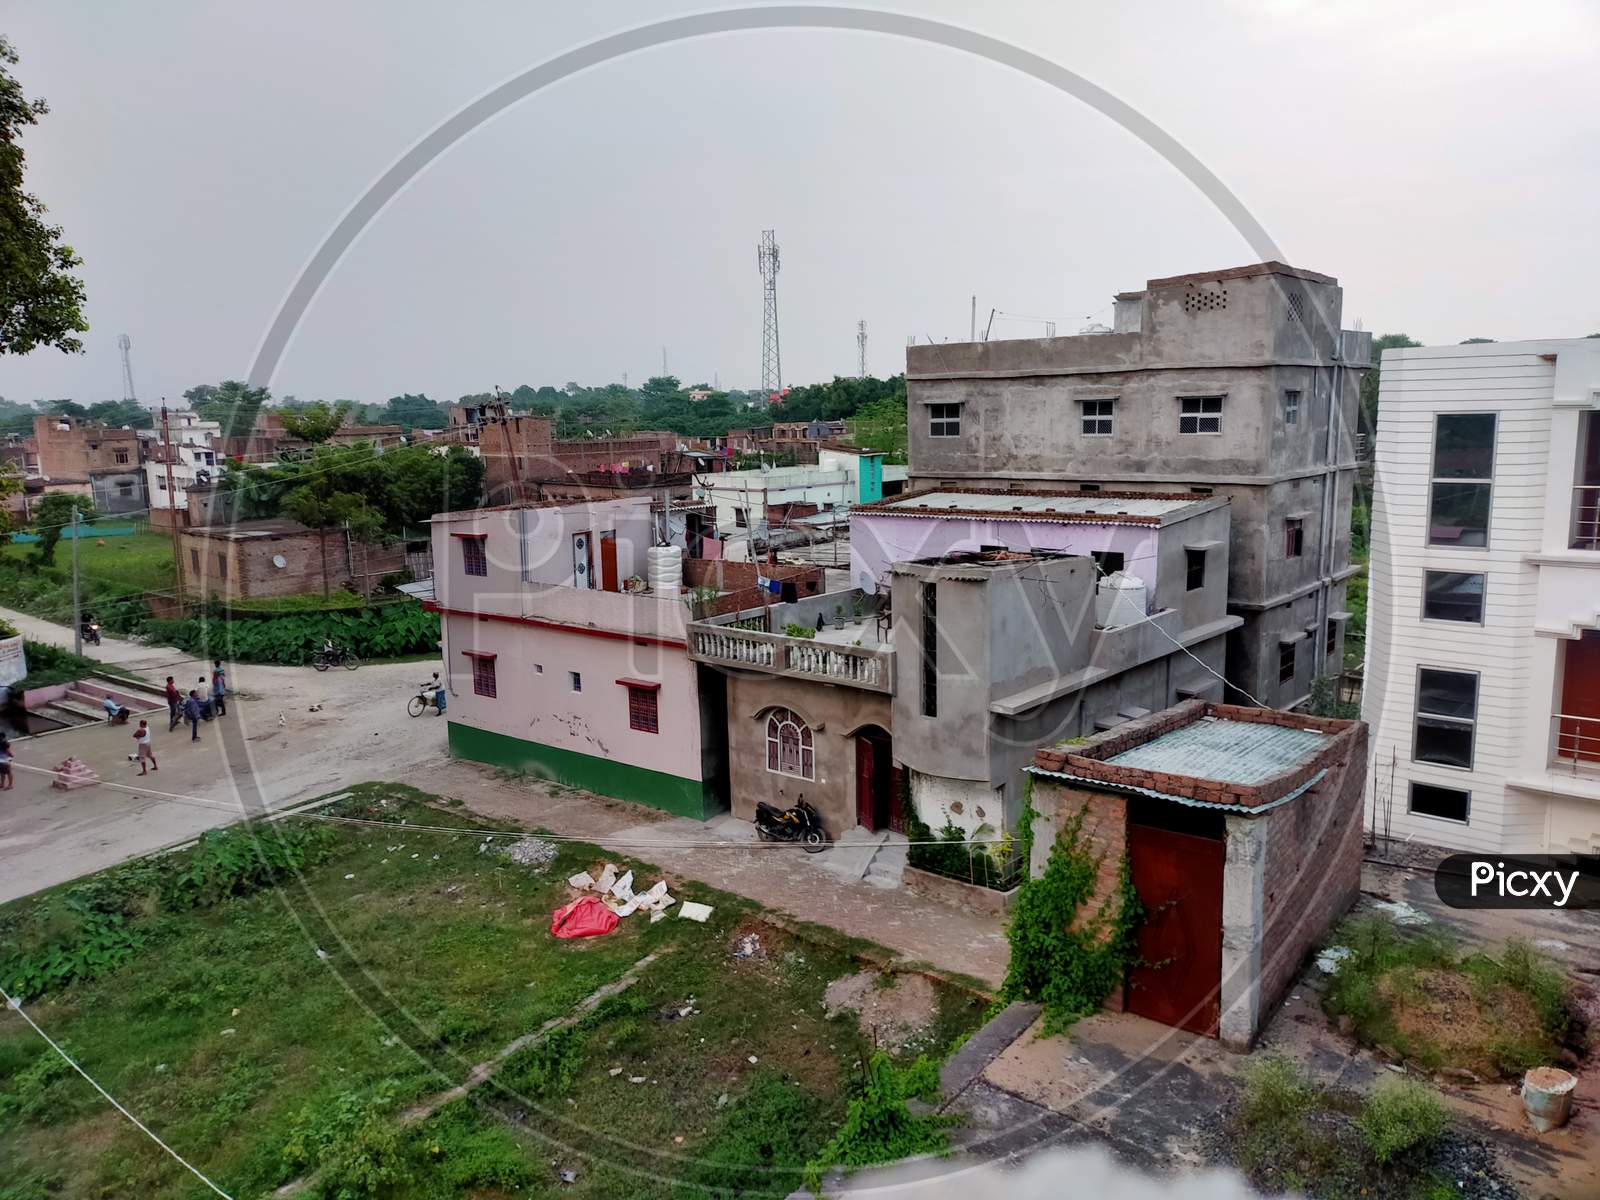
[695, 448, 908, 536]
[144, 410, 222, 521]
[1363, 339, 1600, 854]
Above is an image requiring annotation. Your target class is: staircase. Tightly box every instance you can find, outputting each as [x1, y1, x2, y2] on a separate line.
[862, 830, 908, 890]
[30, 674, 166, 732]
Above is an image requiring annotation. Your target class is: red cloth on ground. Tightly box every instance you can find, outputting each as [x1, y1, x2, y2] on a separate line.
[550, 894, 618, 939]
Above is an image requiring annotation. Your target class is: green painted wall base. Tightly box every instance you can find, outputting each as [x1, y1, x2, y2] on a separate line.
[447, 722, 721, 820]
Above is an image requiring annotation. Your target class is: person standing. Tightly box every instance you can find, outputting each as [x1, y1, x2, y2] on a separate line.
[211, 660, 228, 717]
[165, 675, 182, 731]
[0, 735, 13, 790]
[131, 720, 157, 775]
[184, 690, 204, 741]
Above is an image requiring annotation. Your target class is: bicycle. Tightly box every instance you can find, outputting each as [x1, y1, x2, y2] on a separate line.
[407, 685, 445, 718]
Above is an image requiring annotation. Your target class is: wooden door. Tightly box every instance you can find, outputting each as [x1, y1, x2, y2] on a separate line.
[855, 735, 877, 830]
[1125, 823, 1224, 1037]
[599, 532, 619, 592]
[1558, 630, 1600, 761]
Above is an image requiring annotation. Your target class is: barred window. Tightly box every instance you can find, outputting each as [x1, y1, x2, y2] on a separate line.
[460, 535, 488, 577]
[1283, 389, 1301, 426]
[626, 685, 659, 734]
[466, 653, 496, 698]
[1080, 399, 1114, 436]
[1179, 396, 1223, 434]
[765, 708, 814, 779]
[928, 404, 962, 438]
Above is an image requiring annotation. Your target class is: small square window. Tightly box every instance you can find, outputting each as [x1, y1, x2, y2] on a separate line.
[534, 663, 543, 675]
[1185, 548, 1206, 591]
[928, 403, 962, 438]
[626, 686, 659, 734]
[1279, 641, 1297, 684]
[1326, 618, 1340, 658]
[1080, 399, 1114, 436]
[460, 536, 487, 576]
[1078, 482, 1100, 493]
[1283, 390, 1301, 426]
[117, 482, 132, 497]
[1409, 781, 1470, 823]
[1178, 396, 1223, 434]
[1423, 571, 1485, 623]
[569, 671, 582, 693]
[1090, 551, 1125, 577]
[470, 655, 497, 698]
[1285, 518, 1305, 558]
[189, 548, 200, 571]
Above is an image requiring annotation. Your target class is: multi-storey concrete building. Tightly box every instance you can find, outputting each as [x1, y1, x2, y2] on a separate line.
[32, 414, 148, 515]
[144, 409, 222, 529]
[904, 262, 1370, 710]
[1363, 338, 1600, 854]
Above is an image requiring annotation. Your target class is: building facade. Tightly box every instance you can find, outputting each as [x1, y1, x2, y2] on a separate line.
[145, 410, 222, 528]
[178, 519, 407, 602]
[1363, 338, 1600, 853]
[903, 262, 1370, 710]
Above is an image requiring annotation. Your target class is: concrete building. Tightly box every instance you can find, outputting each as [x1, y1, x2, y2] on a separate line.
[903, 262, 1371, 710]
[696, 448, 908, 538]
[32, 414, 148, 515]
[1027, 700, 1366, 1048]
[1363, 338, 1600, 854]
[144, 410, 222, 529]
[424, 496, 729, 818]
[687, 487, 1239, 838]
[178, 519, 407, 602]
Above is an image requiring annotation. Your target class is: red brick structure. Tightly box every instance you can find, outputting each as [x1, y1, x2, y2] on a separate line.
[682, 558, 824, 617]
[32, 415, 141, 480]
[177, 519, 407, 602]
[1026, 700, 1366, 1048]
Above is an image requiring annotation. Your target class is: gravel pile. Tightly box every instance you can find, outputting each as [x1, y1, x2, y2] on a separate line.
[504, 838, 559, 870]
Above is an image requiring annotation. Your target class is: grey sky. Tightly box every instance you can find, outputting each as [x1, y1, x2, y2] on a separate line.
[1, 0, 1596, 409]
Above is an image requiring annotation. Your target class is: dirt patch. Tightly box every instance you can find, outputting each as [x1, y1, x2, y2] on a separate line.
[824, 970, 941, 1054]
[1380, 968, 1541, 1077]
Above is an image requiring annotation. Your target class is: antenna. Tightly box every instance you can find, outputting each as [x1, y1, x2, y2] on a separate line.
[118, 334, 136, 402]
[856, 320, 868, 379]
[662, 346, 668, 376]
[757, 229, 781, 393]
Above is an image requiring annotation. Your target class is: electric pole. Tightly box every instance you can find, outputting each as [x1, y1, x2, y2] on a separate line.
[758, 230, 781, 393]
[161, 404, 185, 615]
[71, 507, 82, 655]
[857, 320, 868, 379]
[118, 334, 137, 402]
[970, 295, 976, 342]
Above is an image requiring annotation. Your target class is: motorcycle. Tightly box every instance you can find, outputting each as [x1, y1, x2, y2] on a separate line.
[754, 799, 828, 852]
[80, 620, 101, 646]
[313, 646, 360, 672]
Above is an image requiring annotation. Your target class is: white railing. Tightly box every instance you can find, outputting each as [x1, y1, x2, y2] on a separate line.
[1552, 713, 1600, 768]
[688, 623, 893, 693]
[1570, 485, 1600, 551]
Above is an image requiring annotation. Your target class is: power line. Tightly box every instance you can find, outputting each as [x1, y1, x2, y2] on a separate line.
[0, 985, 234, 1199]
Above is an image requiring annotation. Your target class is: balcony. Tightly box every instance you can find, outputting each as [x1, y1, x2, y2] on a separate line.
[687, 621, 894, 693]
[1571, 485, 1599, 551]
[1552, 713, 1600, 769]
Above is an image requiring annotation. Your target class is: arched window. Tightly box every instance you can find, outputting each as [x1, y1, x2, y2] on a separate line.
[765, 708, 814, 779]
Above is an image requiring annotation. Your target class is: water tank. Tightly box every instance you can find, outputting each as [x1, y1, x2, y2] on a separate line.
[1078, 322, 1113, 336]
[647, 545, 683, 597]
[1094, 571, 1146, 628]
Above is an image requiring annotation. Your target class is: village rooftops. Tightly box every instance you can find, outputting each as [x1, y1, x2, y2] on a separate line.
[1028, 699, 1363, 813]
[854, 487, 1218, 526]
[186, 518, 318, 540]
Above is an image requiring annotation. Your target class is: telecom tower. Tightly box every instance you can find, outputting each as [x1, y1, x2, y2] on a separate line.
[757, 230, 781, 393]
[856, 320, 867, 379]
[118, 334, 136, 401]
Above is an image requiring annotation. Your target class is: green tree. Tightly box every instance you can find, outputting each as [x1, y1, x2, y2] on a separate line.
[278, 400, 351, 445]
[1358, 334, 1422, 433]
[849, 393, 908, 460]
[184, 380, 270, 440]
[42, 397, 86, 419]
[85, 399, 153, 429]
[28, 491, 95, 566]
[0, 38, 88, 355]
[0, 395, 35, 434]
[1459, 337, 1497, 344]
[382, 392, 446, 429]
[0, 461, 21, 540]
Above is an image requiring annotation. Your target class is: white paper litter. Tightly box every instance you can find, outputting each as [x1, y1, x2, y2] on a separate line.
[650, 910, 667, 923]
[568, 871, 595, 890]
[1315, 945, 1352, 974]
[610, 870, 635, 900]
[678, 901, 714, 923]
[1371, 899, 1431, 927]
[595, 864, 618, 894]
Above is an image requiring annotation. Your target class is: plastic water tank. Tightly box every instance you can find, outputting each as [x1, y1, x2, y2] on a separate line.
[1094, 571, 1146, 628]
[647, 545, 683, 597]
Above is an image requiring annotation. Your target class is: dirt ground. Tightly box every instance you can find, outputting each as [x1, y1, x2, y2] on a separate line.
[824, 969, 942, 1052]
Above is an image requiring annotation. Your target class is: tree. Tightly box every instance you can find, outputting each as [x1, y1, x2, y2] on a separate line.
[0, 461, 21, 541]
[85, 399, 153, 429]
[0, 38, 87, 356]
[184, 380, 270, 440]
[281, 484, 381, 599]
[383, 392, 446, 430]
[28, 491, 95, 566]
[278, 400, 351, 445]
[42, 397, 86, 419]
[1358, 334, 1422, 432]
[1459, 337, 1497, 344]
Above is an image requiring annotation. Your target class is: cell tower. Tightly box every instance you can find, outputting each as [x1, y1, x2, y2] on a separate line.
[117, 334, 136, 401]
[757, 229, 781, 392]
[856, 320, 867, 379]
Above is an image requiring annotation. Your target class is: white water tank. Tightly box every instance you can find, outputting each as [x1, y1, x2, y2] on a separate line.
[1094, 571, 1146, 628]
[647, 545, 683, 597]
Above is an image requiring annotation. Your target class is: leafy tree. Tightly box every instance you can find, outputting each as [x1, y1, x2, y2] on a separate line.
[1358, 334, 1422, 432]
[42, 397, 86, 419]
[849, 393, 908, 461]
[278, 400, 351, 445]
[28, 492, 95, 566]
[85, 399, 152, 429]
[0, 461, 20, 540]
[382, 392, 445, 430]
[0, 395, 34, 434]
[184, 380, 270, 440]
[1459, 337, 1496, 344]
[0, 38, 88, 355]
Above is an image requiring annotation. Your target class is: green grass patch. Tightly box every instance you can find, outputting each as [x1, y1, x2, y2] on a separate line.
[9, 639, 135, 691]
[2, 530, 176, 594]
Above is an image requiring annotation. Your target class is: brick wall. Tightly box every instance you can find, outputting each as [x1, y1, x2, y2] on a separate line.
[180, 530, 407, 601]
[33, 417, 141, 480]
[682, 558, 824, 617]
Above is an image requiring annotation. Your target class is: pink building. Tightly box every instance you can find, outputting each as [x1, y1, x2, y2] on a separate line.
[427, 495, 725, 817]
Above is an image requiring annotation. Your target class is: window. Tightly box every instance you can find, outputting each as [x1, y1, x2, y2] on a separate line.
[1078, 482, 1100, 493]
[625, 685, 659, 734]
[1428, 413, 1496, 547]
[928, 404, 962, 438]
[1186, 548, 1206, 591]
[189, 548, 200, 571]
[1409, 781, 1470, 824]
[534, 663, 543, 675]
[1423, 571, 1485, 623]
[1178, 396, 1223, 434]
[459, 535, 487, 576]
[569, 671, 582, 693]
[1413, 667, 1478, 770]
[466, 653, 497, 698]
[1279, 641, 1297, 684]
[1080, 399, 1114, 436]
[765, 708, 814, 779]
[1284, 518, 1304, 558]
[1283, 390, 1301, 426]
[1090, 550, 1125, 577]
[157, 476, 168, 491]
[117, 482, 132, 497]
[114, 448, 129, 464]
[1190, 485, 1214, 495]
[1326, 618, 1340, 658]
[216, 553, 227, 579]
[920, 582, 938, 718]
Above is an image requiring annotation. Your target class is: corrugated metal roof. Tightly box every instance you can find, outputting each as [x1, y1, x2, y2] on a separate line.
[877, 491, 1196, 518]
[1105, 716, 1330, 784]
[1024, 763, 1327, 815]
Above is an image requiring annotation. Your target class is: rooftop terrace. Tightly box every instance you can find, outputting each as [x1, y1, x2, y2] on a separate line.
[857, 487, 1214, 525]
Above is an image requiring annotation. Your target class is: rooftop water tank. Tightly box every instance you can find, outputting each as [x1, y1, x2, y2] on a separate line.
[1094, 571, 1146, 628]
[647, 544, 682, 597]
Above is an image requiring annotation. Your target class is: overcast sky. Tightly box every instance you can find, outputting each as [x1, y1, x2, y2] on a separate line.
[1, 0, 1596, 409]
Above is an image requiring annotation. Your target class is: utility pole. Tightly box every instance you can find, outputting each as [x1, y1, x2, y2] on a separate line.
[970, 295, 976, 342]
[71, 507, 82, 655]
[662, 346, 668, 376]
[161, 403, 185, 615]
[492, 386, 524, 504]
[856, 320, 868, 379]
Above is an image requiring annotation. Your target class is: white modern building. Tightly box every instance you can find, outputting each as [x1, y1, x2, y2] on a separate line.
[1364, 339, 1600, 854]
[695, 447, 908, 536]
[144, 410, 222, 524]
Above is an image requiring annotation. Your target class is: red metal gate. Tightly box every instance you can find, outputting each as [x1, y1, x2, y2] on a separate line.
[1125, 823, 1224, 1037]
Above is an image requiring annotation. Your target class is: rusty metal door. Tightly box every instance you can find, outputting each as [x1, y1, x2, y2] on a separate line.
[1125, 823, 1224, 1037]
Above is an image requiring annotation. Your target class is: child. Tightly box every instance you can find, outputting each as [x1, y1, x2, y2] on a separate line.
[131, 720, 157, 775]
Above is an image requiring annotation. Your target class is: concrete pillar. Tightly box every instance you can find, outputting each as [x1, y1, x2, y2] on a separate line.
[1219, 814, 1268, 1050]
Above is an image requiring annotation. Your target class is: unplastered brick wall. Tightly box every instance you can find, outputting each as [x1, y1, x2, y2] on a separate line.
[683, 559, 824, 617]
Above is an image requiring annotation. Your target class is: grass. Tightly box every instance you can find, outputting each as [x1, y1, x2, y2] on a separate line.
[0, 783, 984, 1199]
[1320, 912, 1581, 1077]
[2, 530, 177, 595]
[11, 640, 136, 691]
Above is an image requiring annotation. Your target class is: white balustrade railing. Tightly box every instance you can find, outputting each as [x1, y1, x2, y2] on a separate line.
[689, 623, 892, 692]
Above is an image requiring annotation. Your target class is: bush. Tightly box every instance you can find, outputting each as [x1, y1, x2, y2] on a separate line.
[906, 813, 1021, 892]
[804, 1051, 948, 1189]
[138, 603, 440, 665]
[1358, 1077, 1448, 1164]
[1240, 1056, 1317, 1129]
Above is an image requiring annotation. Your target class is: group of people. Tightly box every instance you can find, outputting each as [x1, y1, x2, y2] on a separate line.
[118, 660, 229, 777]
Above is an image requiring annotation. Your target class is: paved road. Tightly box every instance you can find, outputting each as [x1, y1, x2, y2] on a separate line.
[0, 606, 448, 903]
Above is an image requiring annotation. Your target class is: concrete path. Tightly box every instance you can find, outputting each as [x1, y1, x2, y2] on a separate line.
[408, 759, 1012, 988]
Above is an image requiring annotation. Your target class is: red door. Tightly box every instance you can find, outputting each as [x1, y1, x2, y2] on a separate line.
[854, 728, 898, 832]
[855, 736, 877, 830]
[599, 532, 619, 593]
[1125, 823, 1224, 1037]
[1558, 630, 1600, 762]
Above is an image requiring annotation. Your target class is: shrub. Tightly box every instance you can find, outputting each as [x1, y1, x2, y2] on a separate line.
[781, 622, 816, 639]
[1358, 1077, 1448, 1164]
[498, 1026, 585, 1098]
[1239, 1056, 1316, 1129]
[0, 1047, 80, 1123]
[804, 1051, 948, 1189]
[137, 602, 439, 665]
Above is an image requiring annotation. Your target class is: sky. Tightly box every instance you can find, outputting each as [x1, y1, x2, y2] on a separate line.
[1, 0, 1596, 410]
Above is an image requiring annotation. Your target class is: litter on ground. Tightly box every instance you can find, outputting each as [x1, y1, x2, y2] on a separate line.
[1371, 899, 1432, 926]
[551, 895, 618, 939]
[679, 901, 714, 923]
[505, 838, 559, 870]
[1316, 945, 1352, 974]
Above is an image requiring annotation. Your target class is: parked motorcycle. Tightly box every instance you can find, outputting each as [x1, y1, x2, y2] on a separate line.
[754, 800, 828, 852]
